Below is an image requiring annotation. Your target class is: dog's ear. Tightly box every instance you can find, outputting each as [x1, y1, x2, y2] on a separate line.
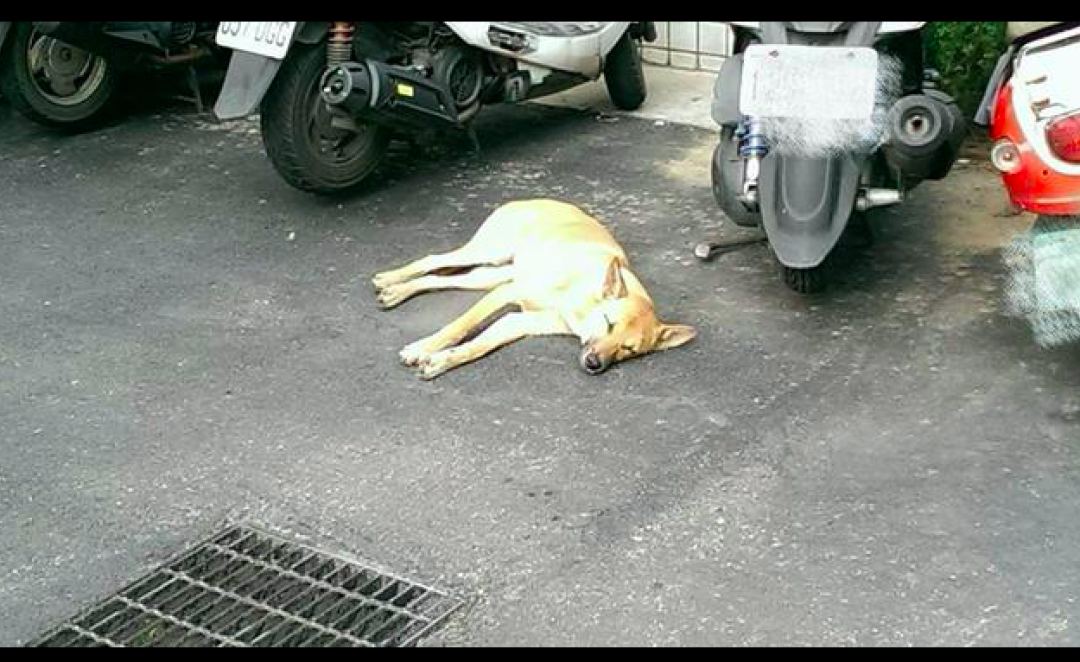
[655, 323, 697, 350]
[602, 259, 628, 300]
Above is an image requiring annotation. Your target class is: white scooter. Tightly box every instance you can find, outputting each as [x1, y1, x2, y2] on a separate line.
[213, 21, 656, 193]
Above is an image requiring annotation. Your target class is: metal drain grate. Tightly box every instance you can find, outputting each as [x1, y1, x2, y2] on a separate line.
[31, 525, 462, 647]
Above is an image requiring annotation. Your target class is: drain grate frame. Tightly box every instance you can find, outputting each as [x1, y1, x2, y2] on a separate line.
[30, 525, 463, 648]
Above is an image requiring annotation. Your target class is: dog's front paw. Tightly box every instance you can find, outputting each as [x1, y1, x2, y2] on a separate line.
[376, 284, 409, 310]
[416, 351, 453, 381]
[399, 340, 433, 367]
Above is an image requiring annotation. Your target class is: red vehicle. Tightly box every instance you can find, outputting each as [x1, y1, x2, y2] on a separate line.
[978, 23, 1080, 346]
[977, 22, 1080, 218]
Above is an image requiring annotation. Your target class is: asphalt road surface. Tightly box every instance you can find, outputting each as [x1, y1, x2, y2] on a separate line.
[2, 94, 1079, 646]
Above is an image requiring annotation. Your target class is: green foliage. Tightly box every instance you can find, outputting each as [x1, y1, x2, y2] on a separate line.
[924, 22, 1007, 118]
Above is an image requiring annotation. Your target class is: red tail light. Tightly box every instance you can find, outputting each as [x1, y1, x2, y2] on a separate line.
[1047, 112, 1080, 163]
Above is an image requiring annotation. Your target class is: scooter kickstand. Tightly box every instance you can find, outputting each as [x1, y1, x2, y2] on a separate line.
[693, 233, 768, 262]
[186, 65, 205, 114]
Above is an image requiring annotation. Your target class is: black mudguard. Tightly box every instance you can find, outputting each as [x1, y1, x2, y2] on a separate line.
[759, 152, 866, 269]
[213, 21, 328, 120]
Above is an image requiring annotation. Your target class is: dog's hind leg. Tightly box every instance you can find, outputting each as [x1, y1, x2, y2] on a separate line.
[372, 242, 513, 291]
[399, 284, 518, 366]
[416, 311, 570, 380]
[376, 266, 514, 310]
[373, 203, 540, 290]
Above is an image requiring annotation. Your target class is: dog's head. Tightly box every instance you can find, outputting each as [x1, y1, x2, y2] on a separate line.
[578, 259, 696, 375]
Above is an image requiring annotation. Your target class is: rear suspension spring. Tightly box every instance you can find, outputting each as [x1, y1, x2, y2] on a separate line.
[327, 22, 355, 66]
[737, 117, 769, 159]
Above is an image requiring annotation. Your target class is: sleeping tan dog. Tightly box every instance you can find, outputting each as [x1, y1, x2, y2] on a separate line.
[372, 199, 696, 380]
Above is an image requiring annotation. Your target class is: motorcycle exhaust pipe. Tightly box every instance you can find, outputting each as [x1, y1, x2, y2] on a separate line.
[855, 188, 903, 212]
[320, 60, 463, 132]
[320, 62, 373, 115]
[883, 90, 966, 182]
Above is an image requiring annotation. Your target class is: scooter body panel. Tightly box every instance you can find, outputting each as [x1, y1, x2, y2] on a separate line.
[992, 83, 1080, 216]
[985, 24, 1080, 216]
[730, 21, 923, 34]
[1008, 25, 1080, 178]
[445, 21, 630, 80]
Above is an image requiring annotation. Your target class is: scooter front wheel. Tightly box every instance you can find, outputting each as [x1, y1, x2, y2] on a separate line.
[260, 43, 389, 194]
[603, 34, 647, 111]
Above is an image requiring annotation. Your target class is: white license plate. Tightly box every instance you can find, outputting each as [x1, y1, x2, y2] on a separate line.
[216, 22, 297, 60]
[740, 44, 880, 121]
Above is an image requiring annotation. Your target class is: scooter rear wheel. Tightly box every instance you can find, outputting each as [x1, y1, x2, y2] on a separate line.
[260, 43, 389, 194]
[712, 128, 761, 228]
[781, 264, 829, 294]
[777, 212, 874, 294]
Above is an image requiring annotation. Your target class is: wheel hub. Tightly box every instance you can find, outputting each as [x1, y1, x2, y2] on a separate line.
[432, 47, 483, 111]
[24, 29, 109, 106]
[306, 78, 374, 163]
[34, 37, 94, 97]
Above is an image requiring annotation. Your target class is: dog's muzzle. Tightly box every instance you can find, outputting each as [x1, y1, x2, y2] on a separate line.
[579, 348, 609, 375]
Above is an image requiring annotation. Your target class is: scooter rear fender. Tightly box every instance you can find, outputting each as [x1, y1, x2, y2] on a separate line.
[213, 21, 328, 120]
[759, 153, 866, 269]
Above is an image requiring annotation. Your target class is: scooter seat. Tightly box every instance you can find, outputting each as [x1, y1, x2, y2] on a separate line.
[494, 22, 608, 37]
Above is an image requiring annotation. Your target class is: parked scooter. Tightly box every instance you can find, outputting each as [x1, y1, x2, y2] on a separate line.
[0, 22, 223, 130]
[978, 22, 1080, 218]
[212, 22, 656, 193]
[977, 22, 1080, 347]
[704, 22, 966, 293]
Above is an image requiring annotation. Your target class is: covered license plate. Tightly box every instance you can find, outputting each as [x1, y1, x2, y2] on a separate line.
[1031, 228, 1080, 345]
[740, 44, 880, 121]
[216, 22, 297, 60]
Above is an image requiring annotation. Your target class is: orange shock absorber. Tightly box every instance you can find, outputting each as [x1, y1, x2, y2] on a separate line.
[327, 22, 355, 66]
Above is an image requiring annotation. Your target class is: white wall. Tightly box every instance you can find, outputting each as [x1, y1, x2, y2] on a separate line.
[643, 22, 734, 72]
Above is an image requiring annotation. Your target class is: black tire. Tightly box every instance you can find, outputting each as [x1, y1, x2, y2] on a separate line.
[731, 27, 757, 55]
[603, 34, 647, 111]
[260, 43, 389, 194]
[779, 209, 877, 294]
[711, 127, 761, 228]
[0, 23, 117, 131]
[781, 264, 829, 294]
